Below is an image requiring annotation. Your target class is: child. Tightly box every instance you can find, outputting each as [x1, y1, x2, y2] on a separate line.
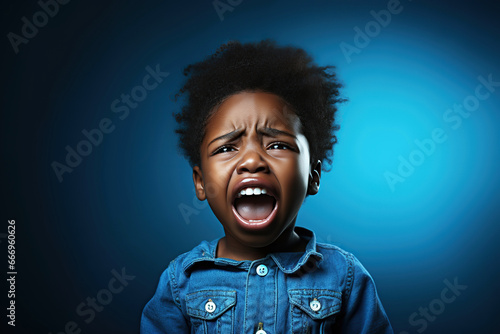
[141, 40, 393, 333]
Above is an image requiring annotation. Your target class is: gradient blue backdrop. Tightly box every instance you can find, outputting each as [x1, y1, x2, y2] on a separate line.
[3, 0, 500, 333]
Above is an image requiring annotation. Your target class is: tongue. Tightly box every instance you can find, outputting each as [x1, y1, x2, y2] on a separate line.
[234, 195, 275, 221]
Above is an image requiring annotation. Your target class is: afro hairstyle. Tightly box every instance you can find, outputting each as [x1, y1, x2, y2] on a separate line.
[174, 39, 345, 170]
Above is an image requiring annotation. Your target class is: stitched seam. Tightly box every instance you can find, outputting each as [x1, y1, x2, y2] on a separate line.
[274, 268, 278, 334]
[344, 252, 355, 300]
[169, 259, 182, 308]
[231, 304, 234, 334]
[243, 265, 251, 332]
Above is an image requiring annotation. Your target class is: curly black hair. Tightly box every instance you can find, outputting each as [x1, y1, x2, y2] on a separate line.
[174, 40, 345, 170]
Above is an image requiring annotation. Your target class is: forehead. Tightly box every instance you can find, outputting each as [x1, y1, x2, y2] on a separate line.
[204, 91, 302, 135]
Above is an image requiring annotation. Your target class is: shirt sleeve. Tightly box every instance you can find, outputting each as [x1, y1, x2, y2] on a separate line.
[140, 262, 190, 334]
[336, 254, 394, 334]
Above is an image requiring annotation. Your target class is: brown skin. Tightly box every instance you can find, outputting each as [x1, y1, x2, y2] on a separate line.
[193, 91, 321, 261]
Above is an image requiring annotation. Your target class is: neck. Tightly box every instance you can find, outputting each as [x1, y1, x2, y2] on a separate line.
[216, 226, 305, 261]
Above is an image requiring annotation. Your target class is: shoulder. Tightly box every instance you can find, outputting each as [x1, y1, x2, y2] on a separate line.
[316, 242, 369, 271]
[311, 245, 393, 332]
[315, 242, 356, 268]
[296, 227, 363, 273]
[314, 242, 374, 294]
[152, 239, 217, 302]
[165, 239, 216, 276]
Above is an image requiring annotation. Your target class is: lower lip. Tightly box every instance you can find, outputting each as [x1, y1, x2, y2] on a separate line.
[232, 201, 278, 231]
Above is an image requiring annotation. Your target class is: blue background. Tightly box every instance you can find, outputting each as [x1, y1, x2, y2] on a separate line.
[3, 0, 500, 333]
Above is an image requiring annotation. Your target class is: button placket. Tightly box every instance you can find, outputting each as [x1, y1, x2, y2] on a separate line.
[244, 264, 274, 333]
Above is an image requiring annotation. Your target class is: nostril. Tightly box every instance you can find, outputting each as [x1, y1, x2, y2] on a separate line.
[236, 154, 269, 174]
[238, 165, 268, 174]
[255, 166, 267, 173]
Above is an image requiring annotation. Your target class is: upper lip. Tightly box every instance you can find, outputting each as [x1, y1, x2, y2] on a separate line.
[231, 178, 278, 203]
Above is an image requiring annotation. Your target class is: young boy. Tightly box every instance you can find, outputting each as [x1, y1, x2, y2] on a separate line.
[141, 40, 393, 333]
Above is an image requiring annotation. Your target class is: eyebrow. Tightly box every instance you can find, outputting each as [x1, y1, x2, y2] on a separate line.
[207, 127, 297, 146]
[259, 127, 297, 139]
[208, 129, 245, 146]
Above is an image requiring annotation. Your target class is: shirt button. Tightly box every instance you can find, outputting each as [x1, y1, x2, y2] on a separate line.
[256, 264, 268, 277]
[256, 321, 266, 334]
[310, 298, 321, 312]
[205, 299, 216, 313]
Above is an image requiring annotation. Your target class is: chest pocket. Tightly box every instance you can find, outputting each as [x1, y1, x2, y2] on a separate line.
[288, 289, 342, 334]
[186, 290, 236, 334]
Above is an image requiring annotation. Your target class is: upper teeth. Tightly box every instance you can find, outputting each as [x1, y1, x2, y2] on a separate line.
[239, 187, 267, 197]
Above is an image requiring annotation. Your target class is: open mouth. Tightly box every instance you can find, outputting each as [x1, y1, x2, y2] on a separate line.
[232, 186, 278, 227]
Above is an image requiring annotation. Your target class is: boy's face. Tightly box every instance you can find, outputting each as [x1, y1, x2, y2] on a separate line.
[193, 91, 320, 252]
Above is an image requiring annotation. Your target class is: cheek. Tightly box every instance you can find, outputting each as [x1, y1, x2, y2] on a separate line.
[292, 152, 311, 183]
[295, 135, 312, 176]
[202, 165, 233, 201]
[276, 159, 309, 195]
[204, 182, 225, 201]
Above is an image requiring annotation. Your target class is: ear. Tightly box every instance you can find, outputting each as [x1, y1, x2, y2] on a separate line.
[307, 160, 321, 195]
[192, 166, 206, 201]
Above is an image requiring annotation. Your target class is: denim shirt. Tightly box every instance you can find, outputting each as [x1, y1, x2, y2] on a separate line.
[141, 227, 393, 333]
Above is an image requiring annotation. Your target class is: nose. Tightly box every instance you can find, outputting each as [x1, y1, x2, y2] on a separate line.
[236, 148, 269, 174]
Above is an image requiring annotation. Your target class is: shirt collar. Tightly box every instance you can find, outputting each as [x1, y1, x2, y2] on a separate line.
[182, 227, 323, 274]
